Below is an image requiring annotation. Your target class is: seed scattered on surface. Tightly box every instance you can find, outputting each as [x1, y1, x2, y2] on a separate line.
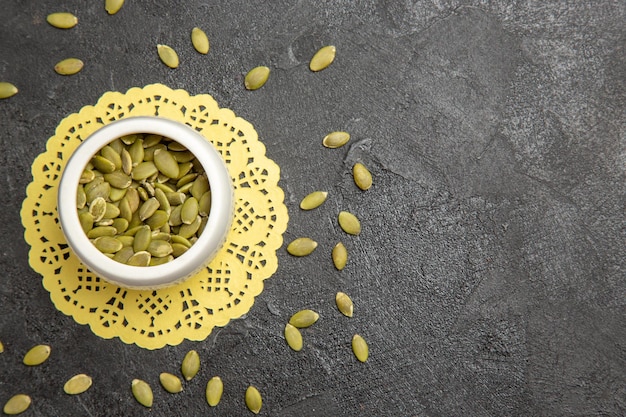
[131, 379, 153, 408]
[284, 323, 303, 352]
[310, 45, 336, 72]
[205, 376, 223, 407]
[157, 44, 179, 69]
[245, 385, 262, 414]
[3, 394, 31, 415]
[191, 27, 210, 54]
[286, 237, 318, 257]
[338, 211, 361, 235]
[353, 162, 372, 190]
[0, 340, 4, 353]
[352, 334, 369, 362]
[244, 66, 270, 90]
[54, 58, 84, 75]
[332, 242, 348, 270]
[159, 372, 183, 393]
[181, 350, 200, 381]
[289, 309, 319, 328]
[0, 82, 18, 99]
[335, 292, 354, 317]
[300, 191, 328, 210]
[322, 131, 350, 148]
[46, 12, 78, 29]
[63, 374, 93, 395]
[105, 0, 124, 15]
[23, 344, 51, 366]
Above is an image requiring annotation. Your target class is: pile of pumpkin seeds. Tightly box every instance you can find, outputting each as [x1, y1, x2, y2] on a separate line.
[77, 133, 212, 266]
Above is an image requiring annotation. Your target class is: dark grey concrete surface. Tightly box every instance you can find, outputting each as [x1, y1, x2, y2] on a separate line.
[1, 1, 624, 416]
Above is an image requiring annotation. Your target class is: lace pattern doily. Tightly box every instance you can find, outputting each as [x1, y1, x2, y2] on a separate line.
[21, 84, 288, 349]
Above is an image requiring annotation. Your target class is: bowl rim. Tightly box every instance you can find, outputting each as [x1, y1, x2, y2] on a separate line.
[57, 116, 234, 289]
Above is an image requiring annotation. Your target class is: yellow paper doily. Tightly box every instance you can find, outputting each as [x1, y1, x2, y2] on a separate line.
[21, 84, 288, 349]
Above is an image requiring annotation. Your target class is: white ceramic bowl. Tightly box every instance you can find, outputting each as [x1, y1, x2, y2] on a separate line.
[58, 116, 234, 289]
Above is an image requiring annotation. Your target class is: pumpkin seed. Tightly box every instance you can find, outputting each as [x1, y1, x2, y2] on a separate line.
[178, 215, 201, 239]
[153, 148, 180, 179]
[113, 246, 134, 263]
[245, 385, 262, 414]
[338, 211, 361, 235]
[101, 145, 122, 169]
[168, 205, 183, 226]
[63, 374, 92, 395]
[322, 131, 350, 148]
[300, 191, 327, 210]
[80, 169, 95, 184]
[131, 379, 153, 408]
[244, 66, 270, 90]
[157, 44, 179, 69]
[205, 376, 223, 407]
[94, 236, 123, 253]
[47, 12, 78, 29]
[108, 186, 127, 202]
[335, 292, 353, 317]
[190, 175, 209, 201]
[105, 0, 124, 15]
[126, 251, 151, 266]
[147, 240, 173, 257]
[181, 197, 199, 224]
[287, 237, 317, 257]
[171, 242, 189, 257]
[2, 394, 31, 415]
[133, 225, 152, 252]
[165, 191, 186, 206]
[112, 218, 129, 234]
[23, 344, 51, 366]
[191, 27, 210, 54]
[121, 149, 133, 174]
[181, 350, 200, 381]
[92, 155, 116, 174]
[353, 162, 372, 190]
[132, 161, 158, 181]
[289, 309, 319, 328]
[89, 197, 107, 222]
[104, 171, 131, 189]
[0, 82, 18, 99]
[159, 372, 183, 393]
[352, 334, 369, 362]
[145, 210, 169, 230]
[309, 45, 336, 72]
[87, 226, 116, 239]
[332, 242, 348, 270]
[154, 188, 171, 215]
[139, 197, 160, 221]
[284, 323, 303, 352]
[79, 212, 94, 234]
[54, 58, 84, 75]
[198, 191, 212, 216]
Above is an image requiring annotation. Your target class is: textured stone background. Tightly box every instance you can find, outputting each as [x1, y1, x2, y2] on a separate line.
[1, 1, 624, 416]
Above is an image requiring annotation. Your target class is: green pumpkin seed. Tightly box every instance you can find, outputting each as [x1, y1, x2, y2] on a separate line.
[245, 386, 262, 414]
[120, 134, 139, 145]
[96, 219, 114, 227]
[126, 251, 151, 266]
[335, 292, 353, 317]
[105, 0, 124, 14]
[154, 188, 171, 215]
[176, 161, 194, 179]
[181, 350, 200, 381]
[104, 171, 131, 189]
[76, 186, 87, 209]
[54, 58, 84, 75]
[112, 218, 129, 234]
[139, 197, 160, 221]
[352, 334, 369, 362]
[284, 323, 303, 352]
[133, 225, 152, 252]
[87, 225, 117, 238]
[115, 235, 133, 247]
[178, 215, 201, 239]
[147, 240, 173, 257]
[310, 45, 336, 72]
[190, 175, 209, 201]
[149, 255, 174, 266]
[154, 182, 175, 193]
[198, 191, 212, 216]
[3, 394, 31, 415]
[79, 212, 94, 234]
[332, 242, 348, 270]
[108, 186, 127, 202]
[153, 148, 180, 179]
[63, 374, 92, 395]
[286, 237, 318, 257]
[112, 246, 134, 263]
[121, 149, 133, 175]
[145, 210, 169, 230]
[244, 66, 270, 90]
[128, 139, 144, 165]
[170, 235, 191, 248]
[118, 197, 133, 222]
[191, 27, 210, 54]
[176, 173, 198, 189]
[131, 379, 153, 408]
[322, 131, 350, 148]
[0, 82, 18, 99]
[159, 372, 183, 393]
[171, 150, 195, 163]
[101, 145, 122, 169]
[165, 191, 186, 206]
[131, 161, 158, 181]
[338, 211, 361, 235]
[86, 181, 111, 203]
[23, 344, 51, 366]
[94, 236, 123, 253]
[103, 202, 121, 219]
[300, 191, 327, 210]
[168, 205, 183, 226]
[47, 12, 78, 29]
[92, 155, 116, 173]
[289, 309, 319, 328]
[143, 134, 163, 148]
[80, 169, 95, 184]
[205, 376, 223, 406]
[157, 44, 179, 69]
[352, 162, 372, 190]
[171, 243, 189, 257]
[181, 197, 199, 224]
